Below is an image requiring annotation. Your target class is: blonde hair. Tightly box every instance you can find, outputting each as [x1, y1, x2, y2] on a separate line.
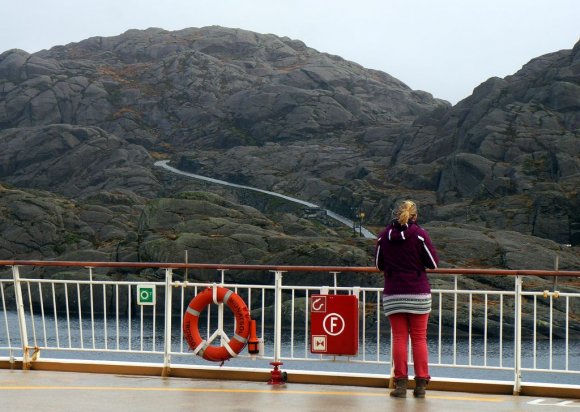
[395, 200, 418, 226]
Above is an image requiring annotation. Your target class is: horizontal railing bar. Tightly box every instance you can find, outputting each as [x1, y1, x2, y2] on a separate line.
[12, 279, 277, 289]
[280, 285, 377, 291]
[11, 279, 563, 295]
[280, 359, 387, 366]
[2, 352, 571, 375]
[16, 279, 165, 285]
[1, 260, 579, 277]
[431, 289, 516, 295]
[432, 270, 580, 277]
[521, 368, 580, 374]
[523, 292, 577, 296]
[4, 281, 577, 304]
[0, 260, 377, 272]
[20, 347, 165, 355]
[430, 363, 512, 371]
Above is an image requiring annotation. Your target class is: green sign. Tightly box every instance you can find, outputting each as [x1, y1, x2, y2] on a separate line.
[137, 284, 156, 305]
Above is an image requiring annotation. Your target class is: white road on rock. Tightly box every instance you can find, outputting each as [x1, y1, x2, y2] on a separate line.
[154, 160, 377, 239]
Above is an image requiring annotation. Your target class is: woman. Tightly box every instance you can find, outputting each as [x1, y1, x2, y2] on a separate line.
[374, 200, 439, 398]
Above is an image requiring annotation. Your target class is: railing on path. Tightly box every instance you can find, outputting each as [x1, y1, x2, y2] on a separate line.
[1, 260, 579, 396]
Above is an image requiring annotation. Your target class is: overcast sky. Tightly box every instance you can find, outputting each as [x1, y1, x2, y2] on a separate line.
[2, 0, 578, 104]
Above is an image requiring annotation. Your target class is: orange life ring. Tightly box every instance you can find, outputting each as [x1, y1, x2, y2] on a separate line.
[183, 286, 251, 362]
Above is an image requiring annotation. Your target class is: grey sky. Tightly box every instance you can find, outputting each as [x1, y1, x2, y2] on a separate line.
[2, 0, 578, 104]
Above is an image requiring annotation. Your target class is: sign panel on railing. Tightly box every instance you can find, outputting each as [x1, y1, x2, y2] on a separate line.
[310, 294, 358, 356]
[137, 284, 156, 305]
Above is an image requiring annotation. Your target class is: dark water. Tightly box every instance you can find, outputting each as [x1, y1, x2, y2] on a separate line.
[1, 310, 579, 385]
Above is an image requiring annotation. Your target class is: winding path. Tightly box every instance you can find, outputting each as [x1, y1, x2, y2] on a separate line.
[154, 160, 377, 239]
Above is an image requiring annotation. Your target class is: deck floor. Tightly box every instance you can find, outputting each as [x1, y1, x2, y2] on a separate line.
[0, 369, 577, 411]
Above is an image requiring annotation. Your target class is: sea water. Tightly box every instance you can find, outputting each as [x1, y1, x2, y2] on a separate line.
[1, 310, 578, 385]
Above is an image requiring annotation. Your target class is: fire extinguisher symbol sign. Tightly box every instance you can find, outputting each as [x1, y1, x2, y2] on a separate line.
[323, 313, 345, 336]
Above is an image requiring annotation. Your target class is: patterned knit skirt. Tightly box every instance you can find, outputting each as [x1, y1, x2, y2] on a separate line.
[382, 293, 432, 317]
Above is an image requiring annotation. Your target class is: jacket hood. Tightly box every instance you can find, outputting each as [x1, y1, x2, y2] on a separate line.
[386, 221, 420, 242]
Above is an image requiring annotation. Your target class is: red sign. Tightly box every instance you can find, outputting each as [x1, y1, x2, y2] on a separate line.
[310, 294, 358, 356]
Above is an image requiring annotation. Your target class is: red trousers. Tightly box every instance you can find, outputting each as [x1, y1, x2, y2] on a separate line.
[388, 312, 430, 380]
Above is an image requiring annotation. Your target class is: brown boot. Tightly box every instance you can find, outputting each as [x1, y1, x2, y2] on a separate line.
[413, 378, 428, 398]
[390, 378, 408, 398]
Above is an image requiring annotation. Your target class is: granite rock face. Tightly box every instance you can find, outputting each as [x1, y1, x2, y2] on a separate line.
[0, 186, 373, 281]
[0, 184, 139, 261]
[0, 124, 160, 198]
[0, 27, 447, 149]
[395, 43, 579, 238]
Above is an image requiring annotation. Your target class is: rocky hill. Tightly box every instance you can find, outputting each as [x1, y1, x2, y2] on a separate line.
[0, 26, 578, 281]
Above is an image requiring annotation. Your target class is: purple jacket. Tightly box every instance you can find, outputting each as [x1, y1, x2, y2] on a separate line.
[374, 221, 439, 295]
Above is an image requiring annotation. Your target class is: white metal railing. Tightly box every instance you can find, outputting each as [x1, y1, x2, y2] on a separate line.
[1, 261, 579, 393]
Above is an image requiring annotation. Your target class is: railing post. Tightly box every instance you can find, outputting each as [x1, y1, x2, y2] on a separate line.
[331, 272, 339, 294]
[513, 275, 523, 395]
[453, 275, 458, 365]
[12, 266, 30, 369]
[267, 270, 287, 385]
[162, 268, 173, 377]
[88, 267, 95, 350]
[218, 269, 227, 284]
[273, 271, 284, 362]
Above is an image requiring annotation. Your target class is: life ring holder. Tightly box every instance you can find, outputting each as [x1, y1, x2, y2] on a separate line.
[183, 284, 251, 362]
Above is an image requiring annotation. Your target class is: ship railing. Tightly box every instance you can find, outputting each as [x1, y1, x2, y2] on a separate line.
[0, 260, 579, 397]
